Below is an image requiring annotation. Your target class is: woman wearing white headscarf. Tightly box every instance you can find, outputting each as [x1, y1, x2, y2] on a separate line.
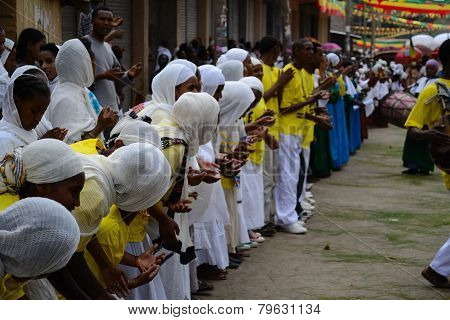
[199, 64, 225, 100]
[217, 48, 251, 65]
[48, 143, 171, 300]
[212, 81, 255, 255]
[137, 64, 197, 124]
[0, 138, 85, 299]
[238, 77, 270, 241]
[109, 120, 168, 301]
[154, 92, 219, 300]
[168, 59, 197, 74]
[190, 70, 230, 276]
[155, 46, 172, 72]
[45, 39, 117, 144]
[0, 138, 85, 212]
[0, 66, 51, 157]
[217, 60, 245, 81]
[0, 197, 80, 300]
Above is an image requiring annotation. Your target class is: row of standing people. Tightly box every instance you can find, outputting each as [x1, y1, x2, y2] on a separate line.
[0, 8, 387, 299]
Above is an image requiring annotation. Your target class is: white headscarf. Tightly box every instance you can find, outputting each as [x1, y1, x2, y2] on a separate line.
[218, 81, 255, 126]
[0, 66, 50, 156]
[23, 139, 84, 184]
[1, 38, 14, 65]
[169, 92, 220, 156]
[138, 64, 195, 124]
[74, 143, 171, 235]
[45, 39, 97, 144]
[218, 61, 244, 81]
[155, 46, 172, 71]
[108, 143, 171, 212]
[239, 76, 264, 94]
[199, 65, 225, 97]
[0, 198, 79, 278]
[116, 120, 161, 149]
[251, 57, 262, 66]
[169, 59, 197, 74]
[217, 48, 249, 64]
[327, 53, 340, 68]
[0, 138, 84, 195]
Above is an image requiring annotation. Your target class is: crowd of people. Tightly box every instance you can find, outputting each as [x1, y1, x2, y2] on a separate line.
[0, 5, 449, 300]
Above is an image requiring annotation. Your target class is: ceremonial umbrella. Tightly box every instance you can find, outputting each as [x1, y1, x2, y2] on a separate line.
[322, 42, 342, 52]
[395, 47, 423, 64]
[434, 33, 450, 48]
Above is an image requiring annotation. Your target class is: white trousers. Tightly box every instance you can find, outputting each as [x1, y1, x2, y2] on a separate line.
[298, 147, 311, 204]
[263, 147, 279, 224]
[274, 133, 303, 226]
[241, 161, 265, 230]
[430, 237, 450, 277]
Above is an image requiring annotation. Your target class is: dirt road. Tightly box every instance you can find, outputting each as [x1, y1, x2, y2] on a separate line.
[201, 126, 449, 300]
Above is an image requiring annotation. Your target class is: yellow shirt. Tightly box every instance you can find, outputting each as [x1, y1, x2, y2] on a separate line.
[216, 125, 241, 189]
[262, 63, 280, 139]
[405, 78, 450, 190]
[74, 178, 109, 252]
[0, 273, 26, 300]
[70, 139, 106, 155]
[161, 142, 185, 200]
[244, 99, 266, 165]
[337, 76, 347, 97]
[0, 193, 19, 212]
[127, 211, 150, 243]
[300, 69, 316, 148]
[279, 63, 307, 136]
[84, 205, 129, 288]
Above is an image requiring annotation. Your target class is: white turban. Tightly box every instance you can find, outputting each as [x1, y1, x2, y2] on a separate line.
[199, 65, 225, 97]
[1, 38, 14, 65]
[218, 61, 244, 81]
[239, 76, 264, 94]
[217, 48, 249, 64]
[138, 64, 196, 123]
[218, 81, 255, 126]
[169, 59, 197, 74]
[170, 92, 220, 156]
[108, 143, 171, 212]
[116, 121, 161, 149]
[0, 139, 84, 195]
[327, 53, 340, 68]
[0, 198, 79, 278]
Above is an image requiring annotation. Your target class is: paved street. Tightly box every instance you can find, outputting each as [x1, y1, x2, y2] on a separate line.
[201, 126, 450, 300]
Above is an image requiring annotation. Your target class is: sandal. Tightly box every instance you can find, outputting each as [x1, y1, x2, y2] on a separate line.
[197, 280, 214, 292]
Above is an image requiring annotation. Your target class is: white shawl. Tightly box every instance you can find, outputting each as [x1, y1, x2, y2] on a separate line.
[0, 66, 50, 157]
[138, 64, 195, 124]
[45, 39, 97, 144]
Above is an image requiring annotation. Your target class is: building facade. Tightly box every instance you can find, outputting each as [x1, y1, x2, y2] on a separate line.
[0, 0, 331, 104]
